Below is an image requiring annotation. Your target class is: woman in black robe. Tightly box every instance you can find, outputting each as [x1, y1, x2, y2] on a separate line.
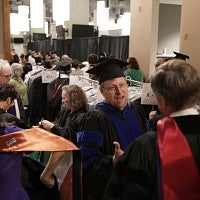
[41, 84, 88, 143]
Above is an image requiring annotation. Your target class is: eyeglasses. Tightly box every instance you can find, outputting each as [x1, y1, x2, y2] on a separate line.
[103, 83, 127, 92]
[0, 74, 12, 78]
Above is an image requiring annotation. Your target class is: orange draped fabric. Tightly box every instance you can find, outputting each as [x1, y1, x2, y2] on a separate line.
[0, 127, 81, 200]
[0, 127, 78, 152]
[157, 117, 200, 200]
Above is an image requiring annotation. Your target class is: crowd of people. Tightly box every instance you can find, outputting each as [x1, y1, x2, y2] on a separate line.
[0, 48, 200, 200]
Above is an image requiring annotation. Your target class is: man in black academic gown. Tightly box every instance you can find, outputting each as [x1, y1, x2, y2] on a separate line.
[77, 58, 149, 199]
[103, 59, 200, 200]
[47, 59, 73, 121]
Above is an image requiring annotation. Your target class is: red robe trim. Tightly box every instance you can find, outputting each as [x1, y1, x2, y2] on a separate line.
[157, 117, 200, 200]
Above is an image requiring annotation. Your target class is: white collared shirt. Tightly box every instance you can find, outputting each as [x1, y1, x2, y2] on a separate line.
[170, 107, 199, 118]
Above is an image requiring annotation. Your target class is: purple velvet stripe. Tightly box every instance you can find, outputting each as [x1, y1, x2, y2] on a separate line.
[77, 131, 103, 167]
[2, 125, 23, 135]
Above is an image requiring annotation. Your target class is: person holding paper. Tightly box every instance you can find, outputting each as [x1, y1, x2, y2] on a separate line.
[41, 84, 88, 143]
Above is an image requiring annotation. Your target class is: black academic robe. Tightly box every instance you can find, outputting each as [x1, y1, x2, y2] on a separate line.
[47, 77, 69, 121]
[28, 76, 48, 126]
[51, 106, 88, 143]
[77, 101, 148, 200]
[103, 115, 200, 200]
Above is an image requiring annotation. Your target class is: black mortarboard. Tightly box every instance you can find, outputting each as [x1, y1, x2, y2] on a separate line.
[86, 58, 129, 84]
[97, 57, 109, 63]
[97, 54, 115, 63]
[54, 59, 73, 71]
[173, 51, 190, 60]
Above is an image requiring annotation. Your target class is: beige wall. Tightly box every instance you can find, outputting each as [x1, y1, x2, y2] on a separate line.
[129, 0, 159, 80]
[158, 4, 181, 55]
[180, 0, 200, 72]
[66, 0, 90, 38]
[0, 0, 3, 58]
[130, 0, 200, 77]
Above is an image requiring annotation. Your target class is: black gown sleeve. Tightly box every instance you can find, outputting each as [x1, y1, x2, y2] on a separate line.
[77, 110, 117, 199]
[103, 131, 158, 200]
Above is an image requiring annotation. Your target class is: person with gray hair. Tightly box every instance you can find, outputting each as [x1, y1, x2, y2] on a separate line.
[103, 59, 200, 200]
[0, 59, 12, 83]
[0, 59, 27, 123]
[10, 63, 29, 107]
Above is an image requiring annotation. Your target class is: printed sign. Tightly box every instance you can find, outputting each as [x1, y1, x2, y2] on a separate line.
[42, 70, 58, 83]
[141, 83, 157, 105]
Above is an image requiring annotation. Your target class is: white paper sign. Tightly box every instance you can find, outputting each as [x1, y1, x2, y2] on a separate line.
[141, 83, 157, 105]
[96, 86, 104, 103]
[42, 70, 58, 83]
[69, 75, 80, 85]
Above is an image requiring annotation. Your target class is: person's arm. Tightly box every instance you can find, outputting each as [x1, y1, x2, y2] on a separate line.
[40, 119, 54, 131]
[77, 110, 116, 165]
[40, 119, 71, 138]
[77, 110, 119, 198]
[104, 132, 157, 200]
[40, 151, 66, 188]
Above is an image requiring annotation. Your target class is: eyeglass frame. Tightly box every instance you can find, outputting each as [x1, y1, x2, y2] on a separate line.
[102, 82, 128, 92]
[0, 74, 13, 78]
